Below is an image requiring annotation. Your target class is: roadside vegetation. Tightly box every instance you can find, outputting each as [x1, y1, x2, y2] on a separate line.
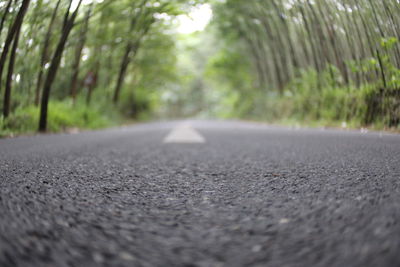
[203, 0, 400, 129]
[0, 0, 399, 137]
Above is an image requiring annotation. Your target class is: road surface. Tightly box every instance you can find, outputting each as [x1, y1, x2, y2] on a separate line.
[1, 120, 400, 267]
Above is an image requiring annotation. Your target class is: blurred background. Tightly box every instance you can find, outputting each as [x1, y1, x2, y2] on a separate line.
[0, 0, 399, 136]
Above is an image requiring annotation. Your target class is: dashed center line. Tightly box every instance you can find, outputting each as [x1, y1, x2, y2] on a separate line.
[163, 123, 205, 143]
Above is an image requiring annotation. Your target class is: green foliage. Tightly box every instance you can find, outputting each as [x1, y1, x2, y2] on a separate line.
[0, 98, 122, 137]
[381, 37, 398, 50]
[207, 0, 400, 129]
[258, 69, 399, 129]
[204, 45, 257, 118]
[0, 0, 198, 136]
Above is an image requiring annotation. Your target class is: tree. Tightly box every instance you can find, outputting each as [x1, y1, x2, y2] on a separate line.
[39, 0, 83, 132]
[3, 17, 22, 117]
[70, 3, 93, 102]
[0, 0, 13, 39]
[0, 0, 30, 95]
[34, 0, 61, 106]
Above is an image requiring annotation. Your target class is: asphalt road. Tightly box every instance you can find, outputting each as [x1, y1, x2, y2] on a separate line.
[1, 120, 400, 267]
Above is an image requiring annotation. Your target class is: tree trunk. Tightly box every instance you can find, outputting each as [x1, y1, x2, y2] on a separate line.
[113, 22, 152, 103]
[39, 0, 82, 132]
[258, 16, 284, 92]
[271, 0, 299, 71]
[0, 0, 13, 39]
[86, 84, 93, 105]
[113, 2, 153, 104]
[0, 0, 30, 95]
[317, 1, 349, 84]
[113, 41, 134, 103]
[35, 0, 61, 106]
[299, 4, 321, 74]
[376, 49, 387, 88]
[70, 4, 92, 102]
[3, 20, 22, 118]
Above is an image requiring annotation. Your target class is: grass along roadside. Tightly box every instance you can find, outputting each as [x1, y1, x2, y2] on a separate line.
[0, 99, 124, 138]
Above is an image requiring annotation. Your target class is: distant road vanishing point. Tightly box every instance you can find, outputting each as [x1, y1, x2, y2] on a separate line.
[1, 120, 400, 267]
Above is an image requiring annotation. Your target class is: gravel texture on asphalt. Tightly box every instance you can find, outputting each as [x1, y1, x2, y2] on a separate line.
[1, 120, 400, 267]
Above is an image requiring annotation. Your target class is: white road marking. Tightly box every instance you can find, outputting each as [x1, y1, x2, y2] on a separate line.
[279, 218, 289, 224]
[163, 123, 205, 143]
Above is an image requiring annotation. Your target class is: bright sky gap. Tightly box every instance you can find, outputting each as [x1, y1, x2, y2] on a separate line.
[176, 4, 213, 34]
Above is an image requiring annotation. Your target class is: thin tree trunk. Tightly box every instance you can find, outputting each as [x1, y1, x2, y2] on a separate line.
[381, 0, 400, 67]
[113, 0, 155, 103]
[306, 0, 330, 70]
[241, 30, 269, 89]
[3, 20, 22, 118]
[0, 0, 13, 38]
[85, 8, 106, 105]
[70, 4, 92, 102]
[299, 4, 321, 74]
[376, 49, 387, 88]
[113, 41, 135, 103]
[317, 1, 349, 84]
[39, 0, 82, 132]
[236, 18, 270, 89]
[271, 1, 299, 74]
[86, 87, 91, 105]
[113, 21, 152, 103]
[354, 0, 377, 58]
[367, 0, 385, 38]
[353, 0, 379, 81]
[257, 16, 284, 92]
[35, 0, 61, 106]
[0, 0, 30, 95]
